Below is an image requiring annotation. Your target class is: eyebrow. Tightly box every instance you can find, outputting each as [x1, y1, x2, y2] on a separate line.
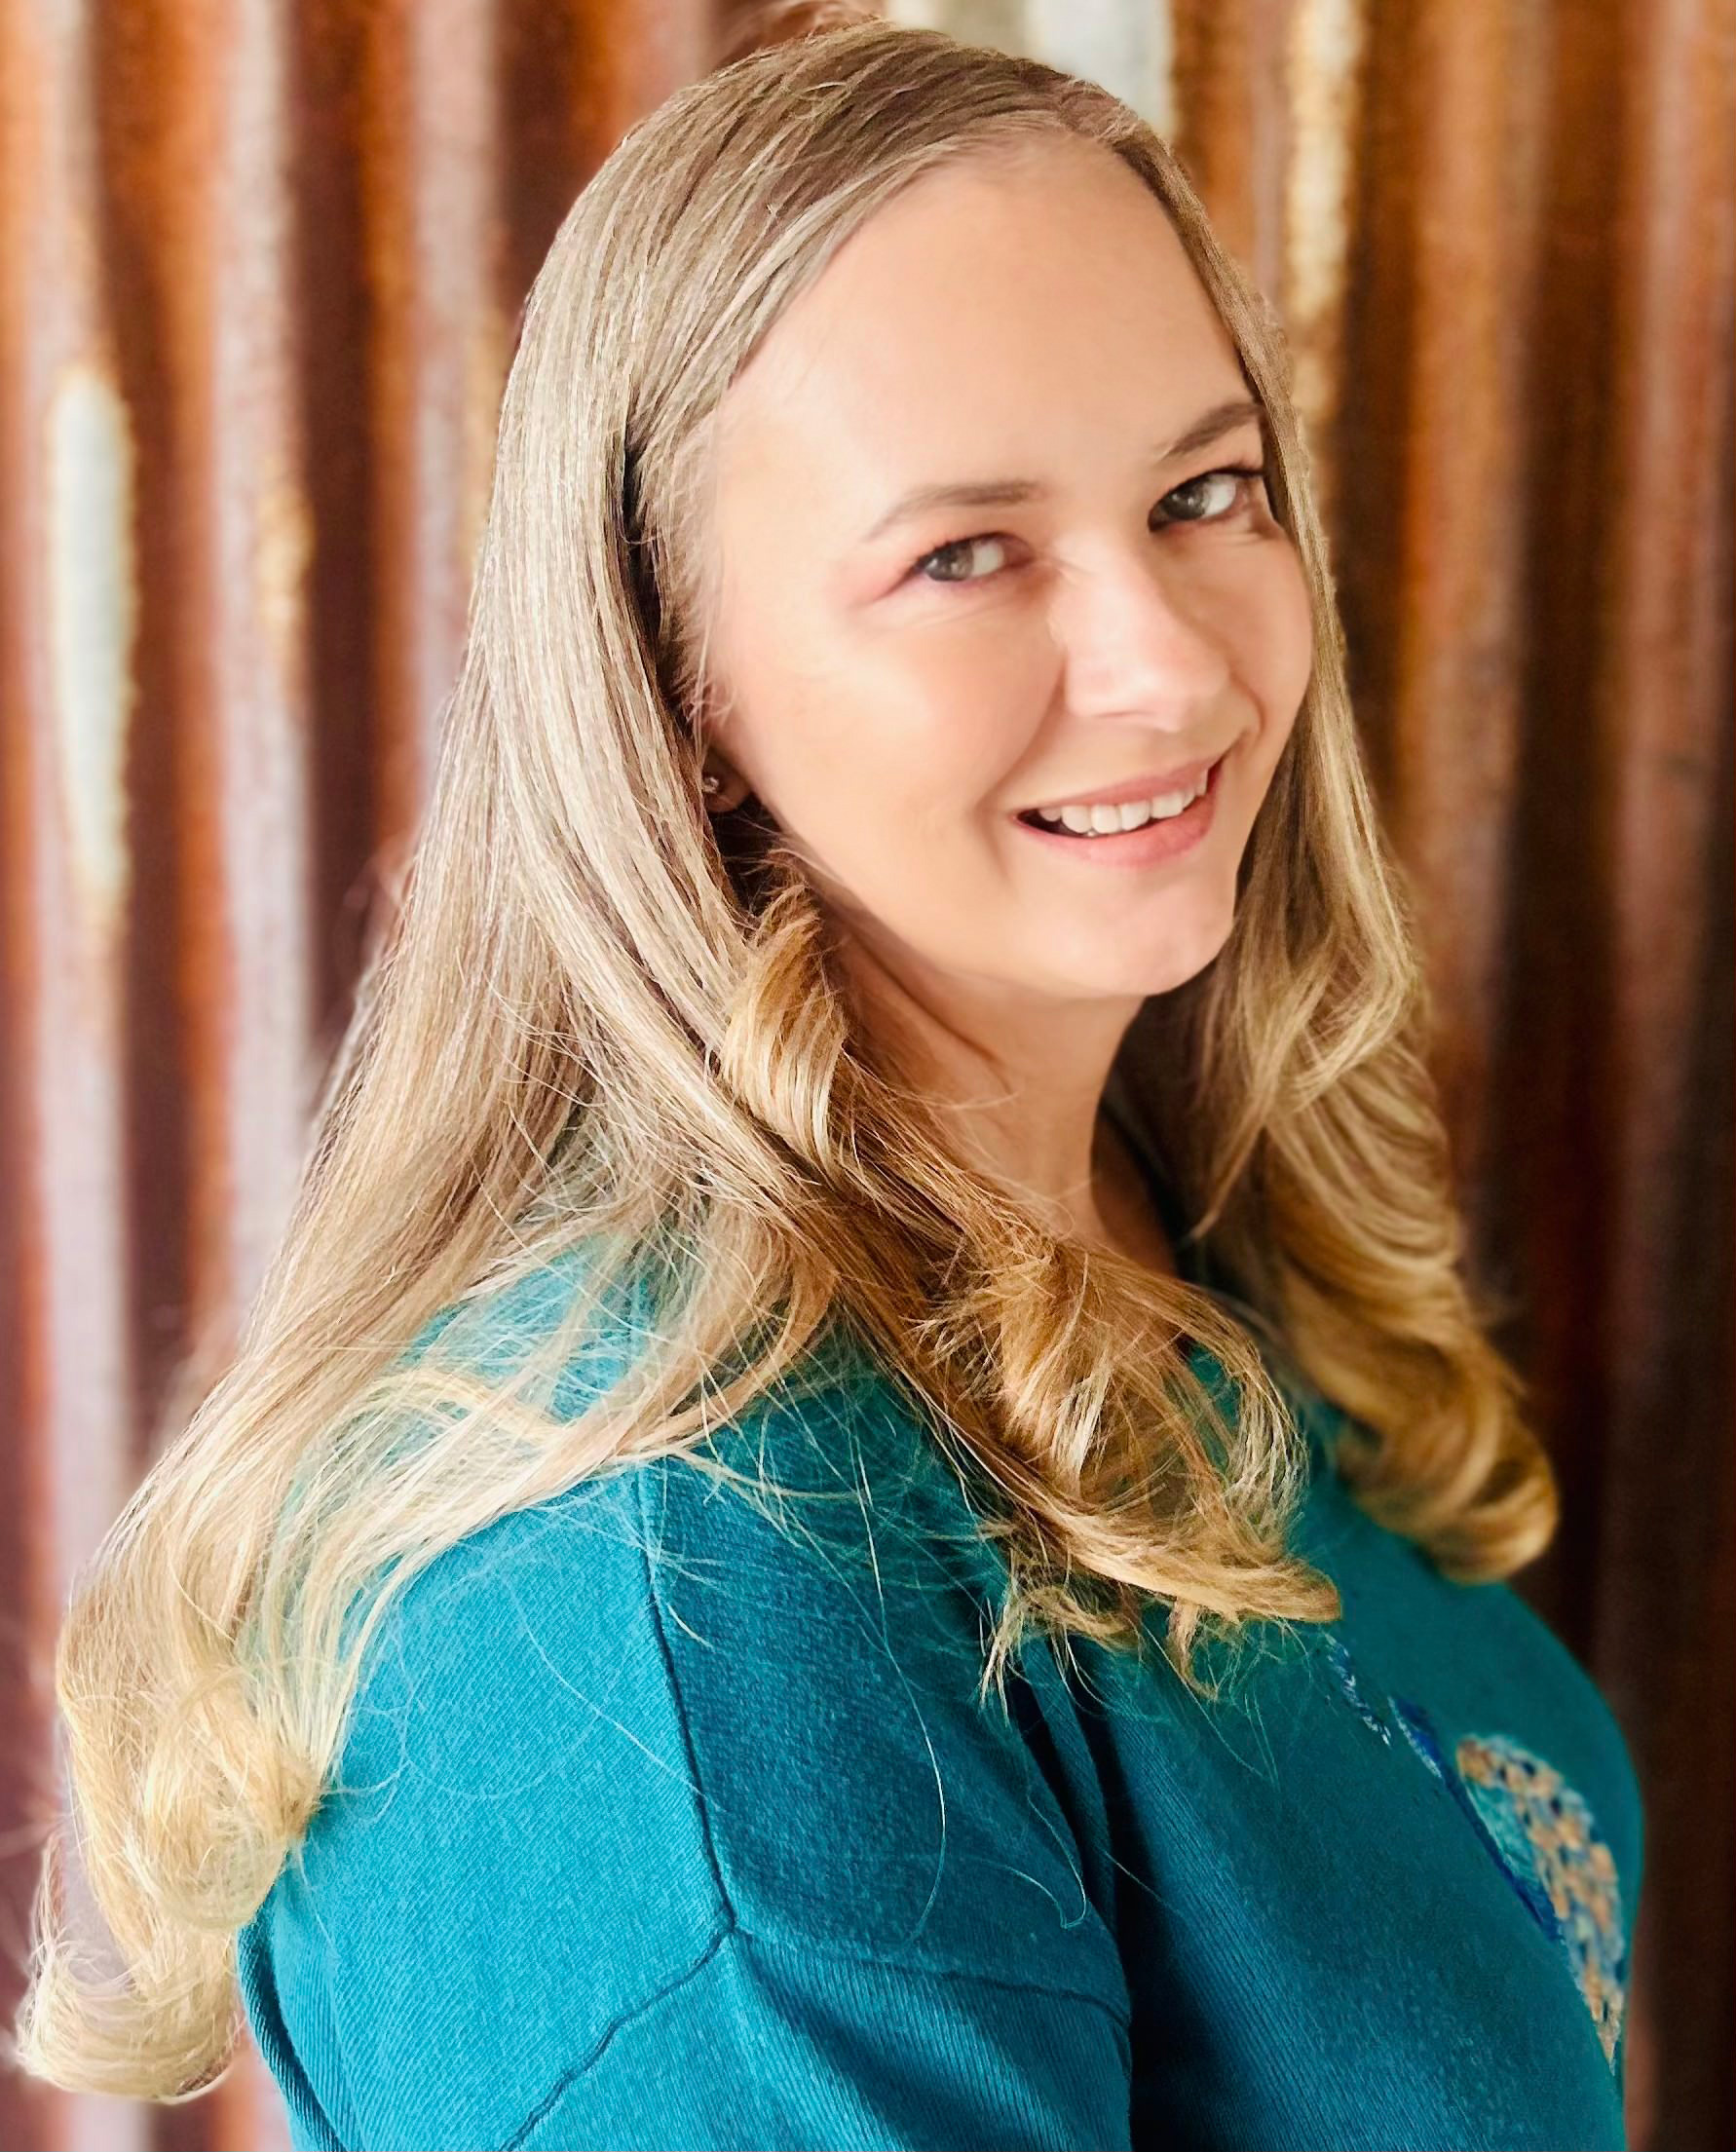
[858, 396, 1267, 546]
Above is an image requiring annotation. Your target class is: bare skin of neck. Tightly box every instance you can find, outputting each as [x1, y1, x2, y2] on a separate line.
[1089, 1112, 1179, 1279]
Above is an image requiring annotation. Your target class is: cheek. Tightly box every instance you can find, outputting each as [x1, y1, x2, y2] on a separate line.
[1266, 546, 1316, 706]
[1233, 543, 1314, 760]
[767, 638, 1038, 835]
[886, 647, 1040, 820]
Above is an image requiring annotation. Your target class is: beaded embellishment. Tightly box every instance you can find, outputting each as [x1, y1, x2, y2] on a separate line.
[1320, 1634, 1628, 2067]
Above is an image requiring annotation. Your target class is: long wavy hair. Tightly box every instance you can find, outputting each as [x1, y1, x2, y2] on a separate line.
[15, 5, 1557, 2106]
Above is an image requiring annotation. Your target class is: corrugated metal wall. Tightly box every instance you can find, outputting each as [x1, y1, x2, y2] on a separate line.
[2, 1, 1729, 2146]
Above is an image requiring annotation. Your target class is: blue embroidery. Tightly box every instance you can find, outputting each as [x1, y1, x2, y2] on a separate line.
[1324, 1635, 1391, 1744]
[1387, 1689, 1448, 1779]
[1392, 1697, 1566, 1945]
[1320, 1633, 1627, 2068]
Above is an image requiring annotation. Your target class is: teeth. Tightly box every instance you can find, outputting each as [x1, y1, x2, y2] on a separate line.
[1034, 769, 1209, 833]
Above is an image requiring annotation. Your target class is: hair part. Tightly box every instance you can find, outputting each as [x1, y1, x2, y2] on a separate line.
[15, 10, 1555, 2103]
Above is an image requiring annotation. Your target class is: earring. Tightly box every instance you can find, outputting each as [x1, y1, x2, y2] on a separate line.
[700, 771, 722, 798]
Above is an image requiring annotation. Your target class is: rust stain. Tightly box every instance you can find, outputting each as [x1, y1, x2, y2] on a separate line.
[1282, 0, 1366, 494]
[47, 360, 136, 937]
[251, 460, 315, 706]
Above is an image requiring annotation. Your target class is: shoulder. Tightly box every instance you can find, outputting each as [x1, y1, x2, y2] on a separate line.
[635, 1359, 1126, 2000]
[242, 1463, 716, 2148]
[241, 1323, 1126, 2147]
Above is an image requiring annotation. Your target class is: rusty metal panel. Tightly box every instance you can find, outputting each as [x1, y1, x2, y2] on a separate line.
[2, 3, 1729, 2148]
[2, 3, 149, 2147]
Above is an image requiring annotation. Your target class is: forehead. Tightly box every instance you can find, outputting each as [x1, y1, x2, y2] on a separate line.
[710, 136, 1247, 506]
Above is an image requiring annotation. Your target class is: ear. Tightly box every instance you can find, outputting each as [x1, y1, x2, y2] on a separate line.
[700, 757, 752, 812]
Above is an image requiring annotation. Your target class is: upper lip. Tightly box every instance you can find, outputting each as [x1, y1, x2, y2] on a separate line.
[1014, 750, 1227, 815]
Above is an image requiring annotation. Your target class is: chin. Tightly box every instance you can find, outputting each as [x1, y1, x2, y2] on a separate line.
[1050, 910, 1236, 997]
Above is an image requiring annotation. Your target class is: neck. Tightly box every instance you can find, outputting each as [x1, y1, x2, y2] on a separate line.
[834, 933, 1171, 1269]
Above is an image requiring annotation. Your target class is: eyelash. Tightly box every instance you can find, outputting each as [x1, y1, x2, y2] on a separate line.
[906, 464, 1271, 588]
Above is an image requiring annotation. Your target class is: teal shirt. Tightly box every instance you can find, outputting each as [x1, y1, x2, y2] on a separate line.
[239, 1228, 1642, 2151]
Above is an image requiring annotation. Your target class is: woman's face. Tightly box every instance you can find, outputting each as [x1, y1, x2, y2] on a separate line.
[700, 134, 1313, 1027]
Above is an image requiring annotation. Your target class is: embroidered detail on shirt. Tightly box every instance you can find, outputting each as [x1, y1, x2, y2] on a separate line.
[1323, 1636, 1391, 1745]
[1453, 1732, 1627, 2068]
[1390, 1698, 1566, 1944]
[1318, 1634, 1627, 2071]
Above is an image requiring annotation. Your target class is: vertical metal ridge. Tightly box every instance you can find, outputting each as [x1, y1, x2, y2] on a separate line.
[1, 2, 148, 2144]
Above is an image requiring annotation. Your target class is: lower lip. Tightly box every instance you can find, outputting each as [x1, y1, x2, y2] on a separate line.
[1009, 752, 1226, 868]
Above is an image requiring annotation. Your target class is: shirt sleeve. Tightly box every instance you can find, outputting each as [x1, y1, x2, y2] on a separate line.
[240, 1371, 1134, 2152]
[509, 1924, 1133, 2152]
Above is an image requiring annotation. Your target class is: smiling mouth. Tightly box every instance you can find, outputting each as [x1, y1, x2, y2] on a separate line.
[1013, 749, 1228, 836]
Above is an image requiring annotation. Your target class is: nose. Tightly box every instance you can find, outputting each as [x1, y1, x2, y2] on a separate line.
[1049, 547, 1232, 721]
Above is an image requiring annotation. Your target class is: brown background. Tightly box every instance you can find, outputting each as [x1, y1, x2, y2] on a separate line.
[1, 1, 1730, 2146]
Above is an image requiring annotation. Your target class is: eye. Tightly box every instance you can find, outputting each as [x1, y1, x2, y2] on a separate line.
[906, 464, 1271, 589]
[909, 532, 1017, 587]
[1153, 463, 1270, 526]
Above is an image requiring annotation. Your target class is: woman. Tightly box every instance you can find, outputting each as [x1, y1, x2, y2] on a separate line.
[17, 14, 1641, 2150]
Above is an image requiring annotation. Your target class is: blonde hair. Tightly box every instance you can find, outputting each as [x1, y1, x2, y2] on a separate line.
[15, 9, 1557, 2106]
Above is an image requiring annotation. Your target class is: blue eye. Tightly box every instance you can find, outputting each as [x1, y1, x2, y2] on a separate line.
[908, 464, 1270, 588]
[911, 532, 1016, 586]
[1159, 463, 1269, 524]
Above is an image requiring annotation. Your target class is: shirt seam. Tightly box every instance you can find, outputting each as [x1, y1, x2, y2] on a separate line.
[622, 1442, 1129, 1963]
[632, 1445, 1132, 2026]
[631, 1453, 741, 1928]
[631, 1429, 1128, 2021]
[503, 1919, 1134, 2149]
